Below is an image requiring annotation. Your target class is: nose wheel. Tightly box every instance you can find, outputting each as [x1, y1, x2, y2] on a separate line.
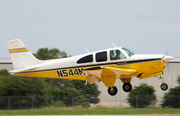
[159, 75, 168, 91]
[161, 83, 168, 91]
[122, 83, 132, 92]
[108, 86, 118, 96]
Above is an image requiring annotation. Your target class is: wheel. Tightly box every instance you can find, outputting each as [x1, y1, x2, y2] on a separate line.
[161, 83, 168, 91]
[108, 86, 118, 96]
[122, 83, 132, 92]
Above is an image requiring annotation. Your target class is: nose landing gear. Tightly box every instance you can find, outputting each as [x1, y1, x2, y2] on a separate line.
[159, 75, 168, 91]
[161, 83, 168, 91]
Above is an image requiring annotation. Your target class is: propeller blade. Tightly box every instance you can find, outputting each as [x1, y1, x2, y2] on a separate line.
[166, 42, 169, 56]
[162, 44, 170, 62]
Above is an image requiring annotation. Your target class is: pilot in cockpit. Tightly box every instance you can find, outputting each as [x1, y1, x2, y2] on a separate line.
[115, 50, 121, 60]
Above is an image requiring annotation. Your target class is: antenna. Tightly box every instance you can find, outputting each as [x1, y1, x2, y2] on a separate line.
[84, 47, 90, 53]
[84, 80, 88, 85]
[110, 41, 117, 48]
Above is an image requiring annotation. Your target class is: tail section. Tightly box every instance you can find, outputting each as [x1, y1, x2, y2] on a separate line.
[6, 39, 43, 70]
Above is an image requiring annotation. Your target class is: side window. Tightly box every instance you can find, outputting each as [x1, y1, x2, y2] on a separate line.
[96, 51, 107, 62]
[110, 49, 126, 60]
[77, 54, 93, 64]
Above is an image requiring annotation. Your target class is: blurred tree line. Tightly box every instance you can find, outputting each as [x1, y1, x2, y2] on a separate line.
[127, 83, 156, 108]
[161, 76, 180, 108]
[127, 76, 180, 108]
[0, 48, 100, 109]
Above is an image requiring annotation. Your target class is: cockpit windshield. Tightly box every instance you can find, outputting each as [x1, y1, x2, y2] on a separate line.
[122, 47, 135, 57]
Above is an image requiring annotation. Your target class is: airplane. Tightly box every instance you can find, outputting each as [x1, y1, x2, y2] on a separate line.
[6, 39, 174, 96]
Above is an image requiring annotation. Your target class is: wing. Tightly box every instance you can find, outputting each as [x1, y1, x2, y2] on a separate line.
[83, 66, 137, 87]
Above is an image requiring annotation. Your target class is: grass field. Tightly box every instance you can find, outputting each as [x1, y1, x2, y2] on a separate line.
[0, 108, 180, 115]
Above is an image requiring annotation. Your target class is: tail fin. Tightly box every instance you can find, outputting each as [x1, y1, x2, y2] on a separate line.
[6, 39, 43, 70]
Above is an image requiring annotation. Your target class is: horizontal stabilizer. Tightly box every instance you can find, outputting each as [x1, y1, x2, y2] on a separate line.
[10, 66, 37, 73]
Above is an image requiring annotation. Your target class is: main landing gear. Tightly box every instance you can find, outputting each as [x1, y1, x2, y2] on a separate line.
[122, 83, 132, 92]
[107, 83, 132, 96]
[108, 86, 118, 96]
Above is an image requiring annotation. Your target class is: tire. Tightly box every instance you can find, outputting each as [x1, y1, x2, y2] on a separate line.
[161, 83, 168, 91]
[122, 83, 132, 92]
[108, 86, 118, 96]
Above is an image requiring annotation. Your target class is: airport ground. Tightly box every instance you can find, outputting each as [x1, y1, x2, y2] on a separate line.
[1, 115, 180, 116]
[0, 108, 180, 115]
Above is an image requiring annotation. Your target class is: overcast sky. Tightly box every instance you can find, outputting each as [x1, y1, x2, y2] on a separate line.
[1, 0, 180, 58]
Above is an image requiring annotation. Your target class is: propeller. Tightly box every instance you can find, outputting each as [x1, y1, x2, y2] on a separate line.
[158, 44, 173, 91]
[161, 48, 174, 81]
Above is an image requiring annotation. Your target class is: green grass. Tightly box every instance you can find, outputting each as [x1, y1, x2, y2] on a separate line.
[0, 108, 180, 115]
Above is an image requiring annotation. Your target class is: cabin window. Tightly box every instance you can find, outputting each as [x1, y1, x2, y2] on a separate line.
[77, 54, 93, 64]
[110, 49, 126, 60]
[96, 51, 107, 62]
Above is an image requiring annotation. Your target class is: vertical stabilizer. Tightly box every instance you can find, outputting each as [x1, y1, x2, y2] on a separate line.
[6, 39, 43, 70]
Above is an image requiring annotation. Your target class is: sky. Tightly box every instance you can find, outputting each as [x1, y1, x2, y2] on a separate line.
[1, 0, 180, 58]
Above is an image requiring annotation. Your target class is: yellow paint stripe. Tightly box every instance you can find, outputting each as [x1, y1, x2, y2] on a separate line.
[9, 48, 29, 53]
[15, 69, 88, 80]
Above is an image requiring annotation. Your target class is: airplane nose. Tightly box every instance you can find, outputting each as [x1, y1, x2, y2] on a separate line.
[164, 56, 174, 62]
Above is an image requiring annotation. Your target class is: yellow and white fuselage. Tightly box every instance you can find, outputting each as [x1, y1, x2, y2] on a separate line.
[6, 39, 173, 96]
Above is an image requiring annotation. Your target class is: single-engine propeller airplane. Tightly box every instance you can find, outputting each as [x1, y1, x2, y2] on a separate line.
[6, 39, 174, 96]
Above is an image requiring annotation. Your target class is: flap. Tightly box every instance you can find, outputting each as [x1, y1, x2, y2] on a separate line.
[86, 75, 99, 84]
[83, 67, 103, 78]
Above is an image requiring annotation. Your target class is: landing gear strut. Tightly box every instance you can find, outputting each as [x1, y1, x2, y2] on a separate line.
[122, 83, 132, 92]
[108, 86, 118, 96]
